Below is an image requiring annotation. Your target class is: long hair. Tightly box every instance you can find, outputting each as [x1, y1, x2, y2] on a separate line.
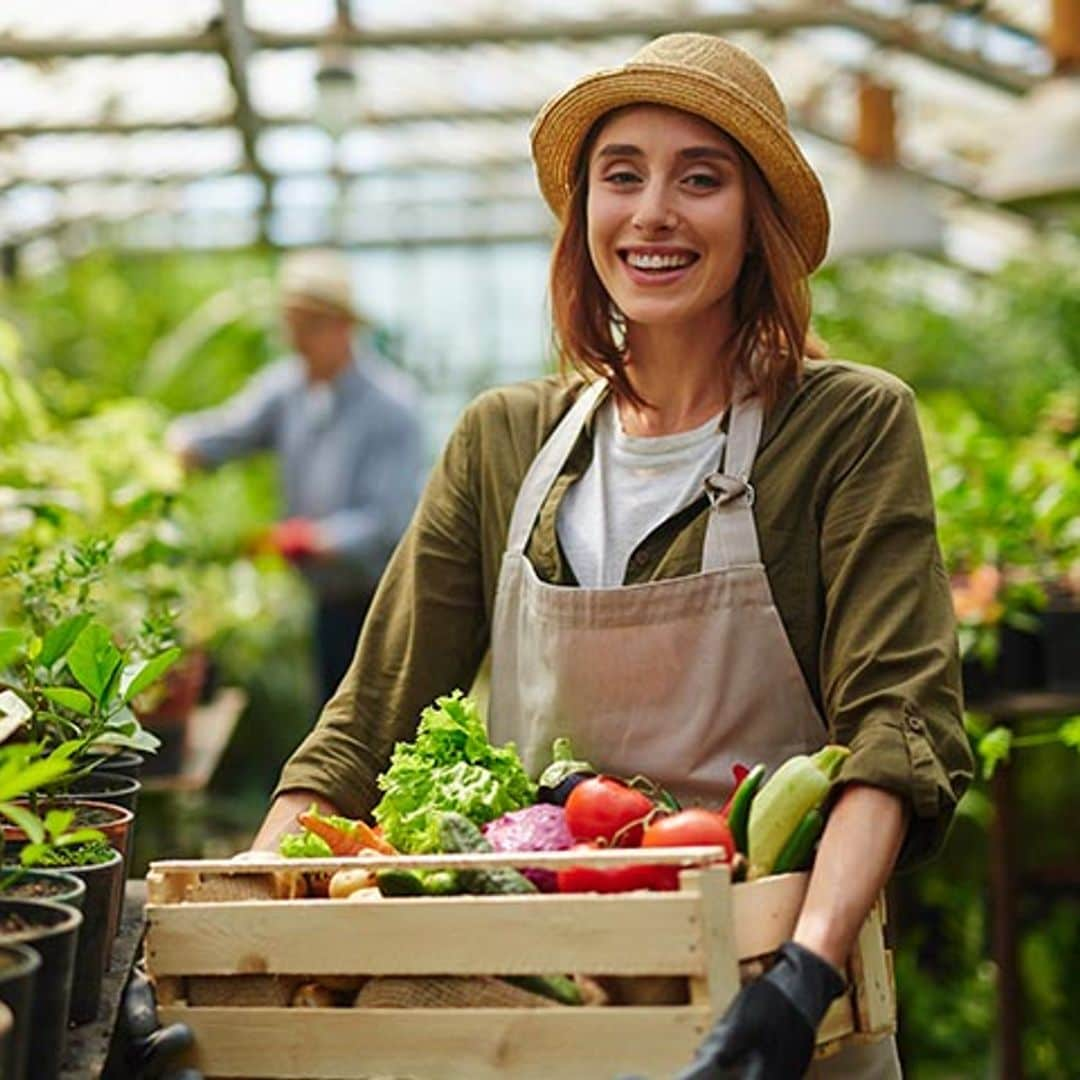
[549, 114, 827, 411]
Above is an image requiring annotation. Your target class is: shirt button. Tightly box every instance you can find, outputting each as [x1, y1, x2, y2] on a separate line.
[907, 716, 924, 733]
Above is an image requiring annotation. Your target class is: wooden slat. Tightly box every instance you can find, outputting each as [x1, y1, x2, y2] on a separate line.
[731, 872, 808, 957]
[146, 893, 702, 978]
[849, 902, 896, 1036]
[816, 993, 857, 1049]
[684, 868, 739, 1023]
[148, 845, 731, 875]
[158, 1005, 710, 1079]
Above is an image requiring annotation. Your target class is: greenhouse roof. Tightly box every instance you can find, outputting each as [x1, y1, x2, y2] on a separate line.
[0, 1, 1070, 271]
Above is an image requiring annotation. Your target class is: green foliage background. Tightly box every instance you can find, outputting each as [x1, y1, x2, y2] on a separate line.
[2, 241, 1079, 1077]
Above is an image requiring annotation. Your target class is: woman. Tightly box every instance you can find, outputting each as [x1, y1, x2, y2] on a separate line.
[255, 34, 973, 1078]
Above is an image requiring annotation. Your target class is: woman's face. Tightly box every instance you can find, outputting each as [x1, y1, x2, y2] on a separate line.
[585, 104, 750, 331]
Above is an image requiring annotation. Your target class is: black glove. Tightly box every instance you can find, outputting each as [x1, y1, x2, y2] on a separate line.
[121, 969, 200, 1080]
[674, 941, 846, 1080]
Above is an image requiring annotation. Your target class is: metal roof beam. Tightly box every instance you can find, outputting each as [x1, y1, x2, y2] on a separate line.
[217, 0, 272, 242]
[0, 8, 1039, 94]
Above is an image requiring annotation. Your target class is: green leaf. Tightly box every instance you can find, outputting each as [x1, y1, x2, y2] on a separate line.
[93, 727, 160, 754]
[55, 827, 105, 848]
[43, 808, 76, 840]
[40, 686, 93, 716]
[0, 750, 72, 801]
[1058, 717, 1080, 751]
[39, 612, 92, 668]
[0, 628, 27, 670]
[121, 646, 182, 704]
[66, 622, 122, 704]
[977, 726, 1013, 780]
[0, 801, 45, 844]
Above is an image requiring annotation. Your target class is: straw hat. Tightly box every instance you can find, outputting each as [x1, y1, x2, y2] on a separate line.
[278, 248, 360, 320]
[530, 33, 829, 272]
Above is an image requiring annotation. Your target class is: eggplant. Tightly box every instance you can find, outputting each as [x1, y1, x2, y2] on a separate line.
[537, 737, 596, 805]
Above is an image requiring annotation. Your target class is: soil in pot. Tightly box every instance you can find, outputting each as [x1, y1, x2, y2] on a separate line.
[0, 869, 86, 908]
[0, 898, 82, 1080]
[0, 942, 39, 1080]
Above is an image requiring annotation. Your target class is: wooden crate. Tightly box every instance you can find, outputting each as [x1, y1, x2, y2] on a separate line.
[145, 848, 895, 1079]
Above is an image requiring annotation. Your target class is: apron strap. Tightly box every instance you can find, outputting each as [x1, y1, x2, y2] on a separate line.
[505, 379, 608, 556]
[701, 388, 764, 570]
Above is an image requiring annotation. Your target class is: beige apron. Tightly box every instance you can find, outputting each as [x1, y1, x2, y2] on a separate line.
[488, 379, 901, 1079]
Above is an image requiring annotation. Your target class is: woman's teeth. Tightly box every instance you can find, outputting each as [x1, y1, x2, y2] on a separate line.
[625, 251, 696, 271]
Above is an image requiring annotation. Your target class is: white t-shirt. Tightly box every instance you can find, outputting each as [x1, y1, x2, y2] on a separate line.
[556, 398, 726, 588]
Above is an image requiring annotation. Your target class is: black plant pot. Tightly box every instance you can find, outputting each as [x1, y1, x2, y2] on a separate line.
[55, 770, 141, 815]
[87, 749, 145, 781]
[55, 848, 123, 1020]
[0, 899, 82, 1080]
[0, 942, 39, 1080]
[1042, 606, 1080, 692]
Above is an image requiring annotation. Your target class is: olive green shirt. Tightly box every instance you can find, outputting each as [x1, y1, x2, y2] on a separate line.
[277, 359, 974, 867]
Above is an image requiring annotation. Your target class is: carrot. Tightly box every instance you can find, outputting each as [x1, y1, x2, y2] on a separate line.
[297, 811, 397, 856]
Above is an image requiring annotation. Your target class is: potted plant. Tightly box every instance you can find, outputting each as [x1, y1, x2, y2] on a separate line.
[0, 742, 120, 1025]
[0, 897, 81, 1080]
[0, 943, 38, 1080]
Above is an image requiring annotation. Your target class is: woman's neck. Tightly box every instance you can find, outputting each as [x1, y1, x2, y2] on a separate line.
[618, 309, 735, 437]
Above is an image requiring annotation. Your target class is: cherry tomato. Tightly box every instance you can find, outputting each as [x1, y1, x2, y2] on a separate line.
[563, 776, 657, 847]
[556, 845, 678, 894]
[641, 808, 734, 860]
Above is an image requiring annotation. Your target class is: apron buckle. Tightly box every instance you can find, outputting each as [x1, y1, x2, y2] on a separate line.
[704, 472, 755, 508]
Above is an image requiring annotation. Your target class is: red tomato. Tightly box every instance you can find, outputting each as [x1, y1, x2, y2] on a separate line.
[556, 846, 678, 894]
[641, 809, 734, 860]
[563, 776, 657, 847]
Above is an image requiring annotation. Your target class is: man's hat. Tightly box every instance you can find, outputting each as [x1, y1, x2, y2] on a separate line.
[279, 248, 360, 320]
[530, 33, 830, 272]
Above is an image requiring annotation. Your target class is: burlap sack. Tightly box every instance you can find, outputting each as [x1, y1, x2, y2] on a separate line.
[353, 976, 560, 1009]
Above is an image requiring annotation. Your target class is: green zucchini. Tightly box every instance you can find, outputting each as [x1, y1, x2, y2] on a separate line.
[772, 807, 826, 874]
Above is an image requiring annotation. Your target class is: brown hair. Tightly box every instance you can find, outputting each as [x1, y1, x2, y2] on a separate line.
[549, 114, 827, 410]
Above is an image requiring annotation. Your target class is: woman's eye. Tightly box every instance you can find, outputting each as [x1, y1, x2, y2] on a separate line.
[603, 170, 641, 185]
[684, 172, 722, 189]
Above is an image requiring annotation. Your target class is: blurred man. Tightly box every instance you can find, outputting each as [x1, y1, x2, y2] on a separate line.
[168, 249, 424, 704]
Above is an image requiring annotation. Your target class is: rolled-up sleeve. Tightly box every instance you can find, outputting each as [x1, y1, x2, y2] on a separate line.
[817, 375, 974, 868]
[273, 400, 489, 818]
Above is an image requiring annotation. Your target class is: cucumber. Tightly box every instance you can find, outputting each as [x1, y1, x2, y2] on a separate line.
[505, 974, 583, 1006]
[375, 868, 427, 897]
[727, 763, 766, 856]
[436, 813, 537, 895]
[375, 867, 462, 897]
[772, 807, 825, 874]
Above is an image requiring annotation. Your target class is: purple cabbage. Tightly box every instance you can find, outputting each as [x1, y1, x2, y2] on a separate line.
[482, 804, 575, 892]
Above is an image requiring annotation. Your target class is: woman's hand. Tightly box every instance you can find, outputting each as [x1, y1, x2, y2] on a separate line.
[675, 941, 845, 1079]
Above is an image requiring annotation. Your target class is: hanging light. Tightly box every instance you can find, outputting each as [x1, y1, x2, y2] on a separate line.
[314, 21, 357, 140]
[827, 76, 945, 261]
[981, 0, 1080, 213]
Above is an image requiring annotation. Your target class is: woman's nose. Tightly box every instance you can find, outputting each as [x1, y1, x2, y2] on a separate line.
[631, 181, 677, 233]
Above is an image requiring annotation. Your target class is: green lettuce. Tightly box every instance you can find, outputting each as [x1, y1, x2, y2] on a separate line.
[279, 830, 333, 858]
[373, 690, 535, 853]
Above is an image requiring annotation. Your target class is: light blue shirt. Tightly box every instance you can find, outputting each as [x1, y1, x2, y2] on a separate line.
[170, 349, 425, 600]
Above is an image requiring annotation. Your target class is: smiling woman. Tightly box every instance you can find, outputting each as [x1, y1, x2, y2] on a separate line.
[261, 31, 972, 1080]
